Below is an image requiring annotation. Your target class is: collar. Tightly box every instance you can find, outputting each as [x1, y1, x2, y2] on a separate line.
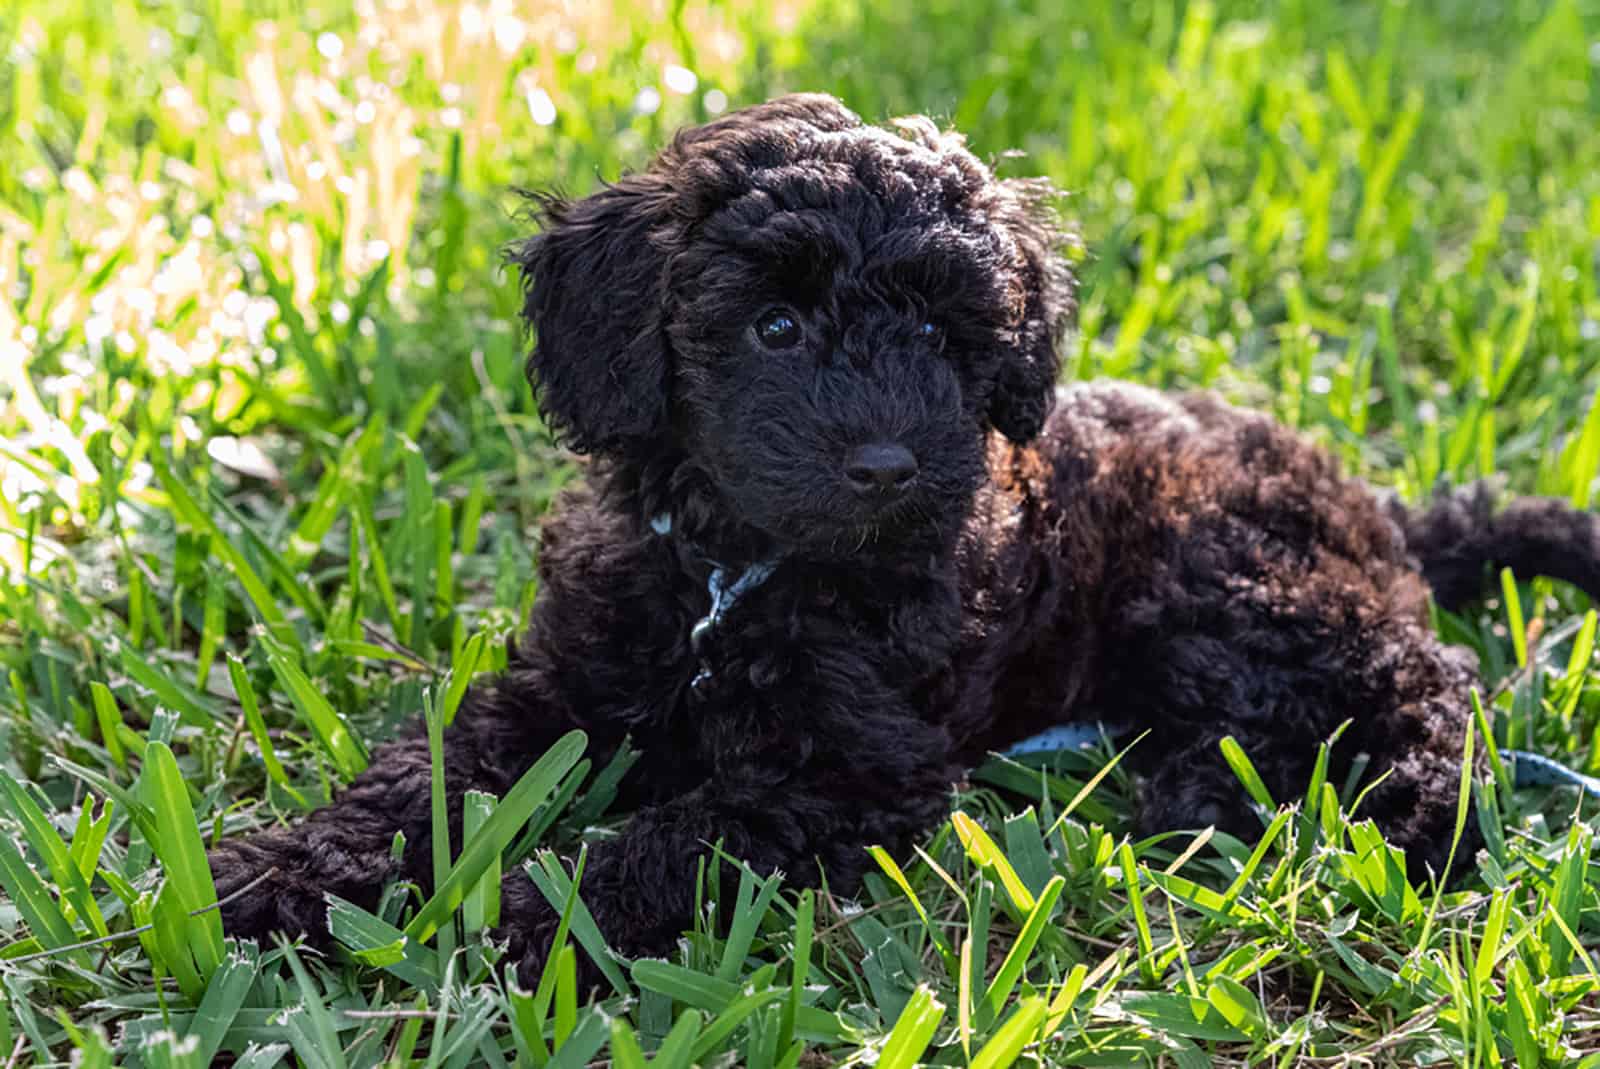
[652, 513, 783, 690]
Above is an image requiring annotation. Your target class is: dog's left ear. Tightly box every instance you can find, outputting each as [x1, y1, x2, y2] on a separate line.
[987, 179, 1074, 444]
[508, 174, 679, 457]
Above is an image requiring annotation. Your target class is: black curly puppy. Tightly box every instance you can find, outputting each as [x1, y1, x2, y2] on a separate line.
[211, 94, 1600, 981]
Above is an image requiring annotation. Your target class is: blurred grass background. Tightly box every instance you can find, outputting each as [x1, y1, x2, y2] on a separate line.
[2, 0, 1599, 1065]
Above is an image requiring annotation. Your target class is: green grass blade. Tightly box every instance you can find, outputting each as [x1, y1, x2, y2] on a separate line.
[689, 988, 787, 1062]
[462, 789, 501, 934]
[608, 1017, 647, 1069]
[523, 847, 633, 997]
[0, 768, 106, 937]
[326, 895, 441, 990]
[277, 942, 349, 1069]
[89, 681, 127, 772]
[0, 824, 79, 952]
[68, 796, 113, 883]
[878, 985, 947, 1069]
[777, 888, 814, 1054]
[968, 996, 1047, 1069]
[142, 741, 224, 979]
[439, 630, 487, 728]
[631, 961, 740, 1012]
[1219, 736, 1275, 811]
[1119, 841, 1156, 982]
[952, 811, 1034, 915]
[716, 865, 784, 982]
[868, 845, 959, 979]
[649, 1010, 705, 1069]
[1500, 568, 1528, 668]
[227, 655, 305, 806]
[261, 639, 369, 779]
[544, 1006, 611, 1069]
[983, 874, 1064, 1017]
[185, 942, 261, 1067]
[404, 731, 586, 944]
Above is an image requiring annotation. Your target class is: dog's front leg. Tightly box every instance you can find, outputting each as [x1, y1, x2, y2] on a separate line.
[208, 659, 621, 947]
[497, 700, 961, 986]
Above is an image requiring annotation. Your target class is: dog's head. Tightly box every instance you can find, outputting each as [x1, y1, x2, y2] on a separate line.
[511, 93, 1073, 555]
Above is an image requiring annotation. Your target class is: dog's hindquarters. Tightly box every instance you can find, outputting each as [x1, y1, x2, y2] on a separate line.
[1017, 384, 1484, 879]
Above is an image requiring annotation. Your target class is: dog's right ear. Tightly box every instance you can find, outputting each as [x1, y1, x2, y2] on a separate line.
[509, 175, 678, 456]
[986, 178, 1075, 445]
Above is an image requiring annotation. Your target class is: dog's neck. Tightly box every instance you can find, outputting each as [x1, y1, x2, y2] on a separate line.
[597, 453, 795, 689]
[590, 451, 972, 690]
[600, 451, 784, 572]
[642, 508, 783, 689]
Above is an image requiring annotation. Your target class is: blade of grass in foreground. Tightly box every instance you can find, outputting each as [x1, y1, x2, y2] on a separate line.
[404, 730, 587, 944]
[143, 742, 226, 981]
[869, 845, 959, 979]
[327, 895, 441, 992]
[462, 789, 502, 934]
[984, 874, 1065, 1017]
[969, 996, 1047, 1069]
[184, 942, 261, 1067]
[609, 1017, 648, 1069]
[716, 864, 784, 982]
[278, 942, 350, 1069]
[952, 811, 1034, 914]
[525, 847, 632, 997]
[877, 986, 946, 1069]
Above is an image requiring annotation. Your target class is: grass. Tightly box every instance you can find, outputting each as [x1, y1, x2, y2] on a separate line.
[1, 0, 1599, 1063]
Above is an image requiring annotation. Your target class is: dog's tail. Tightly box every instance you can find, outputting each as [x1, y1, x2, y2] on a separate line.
[1391, 482, 1600, 612]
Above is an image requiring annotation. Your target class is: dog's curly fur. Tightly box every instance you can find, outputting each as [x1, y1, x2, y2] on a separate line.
[210, 94, 1600, 984]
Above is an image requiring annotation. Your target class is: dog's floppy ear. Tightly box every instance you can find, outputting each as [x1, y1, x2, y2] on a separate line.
[509, 174, 678, 456]
[987, 178, 1074, 444]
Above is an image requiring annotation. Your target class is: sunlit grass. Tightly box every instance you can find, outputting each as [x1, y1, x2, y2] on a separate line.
[2, 0, 1599, 1064]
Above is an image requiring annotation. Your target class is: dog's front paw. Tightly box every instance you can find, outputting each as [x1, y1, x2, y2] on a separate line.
[497, 874, 616, 994]
[208, 836, 335, 946]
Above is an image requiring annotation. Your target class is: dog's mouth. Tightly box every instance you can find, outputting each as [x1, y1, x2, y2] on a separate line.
[757, 491, 960, 559]
[695, 423, 986, 559]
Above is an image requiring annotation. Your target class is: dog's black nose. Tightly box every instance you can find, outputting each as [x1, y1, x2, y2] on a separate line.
[844, 443, 918, 495]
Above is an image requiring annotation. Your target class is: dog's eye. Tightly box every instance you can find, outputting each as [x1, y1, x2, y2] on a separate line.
[754, 309, 803, 350]
[919, 322, 939, 338]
